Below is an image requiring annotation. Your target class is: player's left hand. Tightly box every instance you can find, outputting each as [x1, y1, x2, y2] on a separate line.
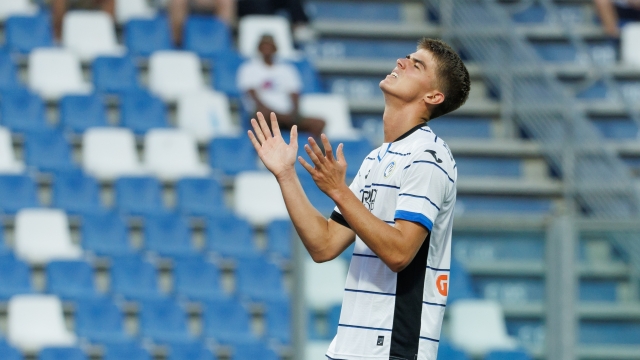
[298, 134, 348, 199]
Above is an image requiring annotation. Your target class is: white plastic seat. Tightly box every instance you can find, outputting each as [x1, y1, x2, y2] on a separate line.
[148, 51, 205, 102]
[115, 0, 156, 23]
[8, 294, 76, 351]
[450, 299, 518, 357]
[28, 48, 92, 101]
[15, 208, 82, 265]
[621, 23, 640, 67]
[0, 0, 37, 21]
[82, 128, 145, 181]
[305, 341, 332, 360]
[238, 15, 296, 59]
[62, 11, 125, 62]
[143, 129, 209, 181]
[0, 127, 25, 174]
[234, 171, 288, 226]
[300, 94, 360, 140]
[304, 257, 347, 310]
[177, 90, 238, 143]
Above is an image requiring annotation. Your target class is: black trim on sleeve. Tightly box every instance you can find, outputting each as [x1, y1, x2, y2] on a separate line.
[330, 211, 351, 229]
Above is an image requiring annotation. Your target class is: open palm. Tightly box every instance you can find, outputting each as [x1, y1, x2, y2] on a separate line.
[247, 112, 298, 178]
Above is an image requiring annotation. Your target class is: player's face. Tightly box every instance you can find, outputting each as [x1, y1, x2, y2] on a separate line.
[379, 49, 441, 102]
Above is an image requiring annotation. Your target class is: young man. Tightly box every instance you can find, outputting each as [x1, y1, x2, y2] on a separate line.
[248, 38, 470, 360]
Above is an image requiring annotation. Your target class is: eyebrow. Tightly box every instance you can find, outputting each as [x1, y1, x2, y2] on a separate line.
[406, 54, 426, 70]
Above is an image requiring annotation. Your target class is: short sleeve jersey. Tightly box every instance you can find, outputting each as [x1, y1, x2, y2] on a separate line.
[237, 58, 302, 114]
[327, 123, 457, 360]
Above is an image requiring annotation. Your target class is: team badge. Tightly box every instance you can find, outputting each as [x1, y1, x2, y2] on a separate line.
[383, 161, 396, 178]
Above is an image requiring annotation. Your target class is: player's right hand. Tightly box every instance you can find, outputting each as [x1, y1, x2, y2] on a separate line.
[247, 112, 299, 180]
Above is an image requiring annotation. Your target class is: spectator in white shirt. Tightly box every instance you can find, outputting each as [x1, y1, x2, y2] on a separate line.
[594, 0, 640, 37]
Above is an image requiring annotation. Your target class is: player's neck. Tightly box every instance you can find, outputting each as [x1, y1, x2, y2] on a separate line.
[382, 98, 428, 143]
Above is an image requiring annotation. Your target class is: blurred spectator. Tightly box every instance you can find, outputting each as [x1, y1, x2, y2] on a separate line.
[170, 0, 236, 45]
[238, 0, 315, 42]
[594, 0, 640, 38]
[53, 0, 115, 40]
[238, 34, 324, 138]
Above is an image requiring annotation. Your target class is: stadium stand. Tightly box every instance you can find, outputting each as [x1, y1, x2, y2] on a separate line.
[176, 89, 238, 142]
[148, 50, 205, 101]
[73, 297, 131, 343]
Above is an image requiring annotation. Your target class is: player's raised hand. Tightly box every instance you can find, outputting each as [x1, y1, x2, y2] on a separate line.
[247, 112, 299, 179]
[298, 133, 348, 199]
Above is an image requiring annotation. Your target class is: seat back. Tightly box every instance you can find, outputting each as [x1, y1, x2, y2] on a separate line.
[485, 350, 533, 360]
[74, 298, 125, 338]
[62, 10, 122, 61]
[265, 299, 291, 344]
[234, 171, 288, 226]
[82, 128, 143, 180]
[266, 220, 293, 259]
[238, 15, 295, 59]
[232, 341, 279, 360]
[235, 256, 286, 300]
[211, 50, 245, 98]
[1, 90, 48, 132]
[103, 343, 152, 360]
[5, 14, 53, 54]
[114, 176, 164, 215]
[173, 254, 222, 298]
[46, 260, 96, 299]
[39, 347, 87, 360]
[28, 48, 90, 100]
[143, 129, 208, 181]
[143, 213, 194, 255]
[175, 177, 225, 216]
[139, 298, 189, 336]
[167, 342, 214, 360]
[0, 339, 23, 360]
[208, 136, 257, 175]
[109, 255, 160, 297]
[0, 175, 39, 214]
[0, 255, 33, 300]
[148, 51, 204, 101]
[115, 0, 156, 23]
[0, 0, 36, 20]
[300, 94, 359, 139]
[622, 23, 640, 66]
[52, 170, 102, 214]
[80, 211, 132, 255]
[0, 51, 21, 91]
[202, 298, 253, 342]
[24, 130, 74, 172]
[184, 16, 232, 57]
[59, 94, 108, 133]
[304, 257, 347, 310]
[450, 300, 517, 356]
[120, 90, 168, 134]
[125, 17, 172, 57]
[92, 56, 140, 94]
[0, 127, 24, 173]
[177, 90, 236, 142]
[206, 214, 257, 257]
[15, 208, 81, 265]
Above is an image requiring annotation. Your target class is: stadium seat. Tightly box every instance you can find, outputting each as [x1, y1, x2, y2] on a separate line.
[0, 127, 25, 173]
[175, 177, 227, 216]
[1, 90, 49, 132]
[28, 48, 91, 100]
[449, 258, 477, 304]
[0, 254, 33, 300]
[139, 298, 192, 342]
[120, 90, 168, 134]
[238, 15, 295, 59]
[485, 350, 533, 360]
[292, 58, 324, 94]
[148, 51, 204, 101]
[7, 295, 76, 351]
[437, 341, 471, 360]
[0, 0, 36, 21]
[125, 17, 172, 58]
[304, 257, 346, 310]
[144, 213, 196, 256]
[300, 94, 360, 139]
[202, 297, 255, 343]
[82, 128, 145, 180]
[173, 254, 226, 301]
[81, 211, 133, 255]
[184, 15, 232, 57]
[208, 136, 257, 175]
[0, 340, 23, 360]
[143, 129, 209, 181]
[0, 51, 22, 91]
[5, 14, 54, 54]
[62, 11, 124, 61]
[211, 50, 245, 98]
[0, 175, 39, 214]
[234, 171, 288, 226]
[265, 299, 291, 344]
[92, 56, 140, 95]
[232, 340, 279, 360]
[235, 256, 288, 302]
[59, 94, 109, 133]
[74, 297, 130, 343]
[115, 0, 156, 24]
[14, 208, 82, 265]
[206, 214, 259, 258]
[24, 130, 75, 172]
[177, 90, 238, 143]
[266, 220, 293, 260]
[450, 300, 518, 357]
[167, 342, 215, 360]
[102, 343, 152, 360]
[114, 176, 165, 216]
[109, 254, 162, 300]
[52, 170, 102, 214]
[46, 260, 99, 300]
[39, 347, 87, 360]
[621, 23, 640, 66]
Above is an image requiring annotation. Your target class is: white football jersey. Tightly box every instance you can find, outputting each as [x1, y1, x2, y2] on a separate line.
[327, 123, 456, 360]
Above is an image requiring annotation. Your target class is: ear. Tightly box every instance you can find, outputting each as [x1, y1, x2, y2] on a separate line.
[423, 91, 445, 106]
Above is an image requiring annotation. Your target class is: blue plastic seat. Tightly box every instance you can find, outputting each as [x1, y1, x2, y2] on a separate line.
[591, 117, 639, 139]
[511, 5, 547, 23]
[119, 90, 168, 134]
[74, 297, 131, 343]
[202, 297, 255, 343]
[144, 213, 195, 256]
[39, 347, 87, 360]
[208, 136, 257, 175]
[103, 343, 152, 360]
[206, 214, 258, 258]
[0, 175, 40, 214]
[531, 42, 577, 63]
[437, 341, 471, 360]
[81, 211, 134, 255]
[114, 176, 165, 216]
[231, 341, 279, 360]
[0, 51, 21, 91]
[211, 50, 245, 98]
[1, 90, 48, 132]
[52, 170, 102, 215]
[0, 229, 9, 255]
[59, 94, 109, 133]
[0, 254, 33, 300]
[46, 260, 99, 300]
[173, 254, 225, 301]
[265, 299, 291, 344]
[125, 17, 172, 57]
[266, 220, 292, 259]
[5, 14, 54, 54]
[184, 15, 232, 57]
[168, 342, 215, 360]
[110, 254, 163, 300]
[341, 139, 374, 179]
[292, 58, 323, 94]
[235, 256, 288, 302]
[139, 298, 192, 342]
[576, 81, 609, 100]
[485, 350, 533, 360]
[24, 130, 75, 172]
[175, 177, 226, 216]
[0, 339, 23, 360]
[448, 258, 476, 304]
[92, 56, 140, 95]
[327, 303, 341, 339]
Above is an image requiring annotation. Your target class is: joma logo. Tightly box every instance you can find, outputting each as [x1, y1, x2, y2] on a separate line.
[361, 189, 377, 211]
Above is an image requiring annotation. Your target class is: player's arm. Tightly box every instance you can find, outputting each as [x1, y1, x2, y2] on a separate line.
[299, 136, 429, 273]
[247, 112, 355, 261]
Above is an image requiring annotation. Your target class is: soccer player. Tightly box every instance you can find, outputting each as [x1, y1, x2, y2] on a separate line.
[247, 38, 470, 360]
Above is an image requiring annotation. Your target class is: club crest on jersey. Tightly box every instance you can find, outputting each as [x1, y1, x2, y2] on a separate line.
[383, 161, 396, 178]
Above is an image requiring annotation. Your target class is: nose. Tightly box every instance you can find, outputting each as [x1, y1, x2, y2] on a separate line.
[396, 58, 406, 69]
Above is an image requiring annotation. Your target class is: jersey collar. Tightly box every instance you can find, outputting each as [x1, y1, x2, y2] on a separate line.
[393, 122, 428, 143]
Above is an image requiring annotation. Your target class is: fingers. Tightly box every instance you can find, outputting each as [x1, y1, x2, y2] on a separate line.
[304, 142, 322, 168]
[250, 118, 266, 144]
[256, 112, 272, 139]
[307, 137, 325, 164]
[247, 130, 262, 152]
[298, 156, 315, 174]
[320, 134, 334, 162]
[290, 125, 298, 147]
[270, 112, 282, 138]
[337, 143, 347, 165]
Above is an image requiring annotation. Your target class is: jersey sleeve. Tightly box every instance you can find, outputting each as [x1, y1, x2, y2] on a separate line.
[394, 147, 453, 231]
